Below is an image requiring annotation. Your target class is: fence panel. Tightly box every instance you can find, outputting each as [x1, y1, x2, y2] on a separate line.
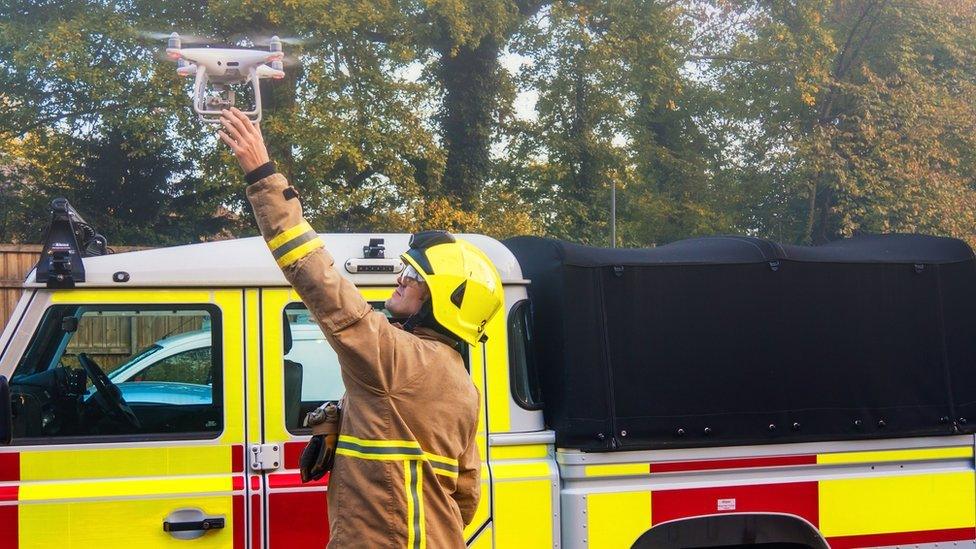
[0, 245, 42, 332]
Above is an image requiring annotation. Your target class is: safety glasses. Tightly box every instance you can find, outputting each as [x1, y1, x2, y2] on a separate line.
[397, 264, 425, 287]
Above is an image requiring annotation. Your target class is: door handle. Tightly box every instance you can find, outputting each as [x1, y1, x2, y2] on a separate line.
[163, 517, 225, 532]
[163, 508, 226, 539]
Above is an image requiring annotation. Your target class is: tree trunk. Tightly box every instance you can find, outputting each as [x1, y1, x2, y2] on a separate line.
[437, 39, 501, 212]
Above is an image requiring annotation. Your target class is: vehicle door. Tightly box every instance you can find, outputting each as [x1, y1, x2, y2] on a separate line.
[256, 286, 492, 547]
[0, 289, 247, 547]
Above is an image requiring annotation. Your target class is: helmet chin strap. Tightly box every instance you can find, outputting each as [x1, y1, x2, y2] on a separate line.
[401, 298, 464, 351]
[401, 298, 432, 333]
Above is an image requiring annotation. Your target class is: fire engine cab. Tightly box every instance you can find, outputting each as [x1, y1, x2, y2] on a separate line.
[1, 200, 975, 548]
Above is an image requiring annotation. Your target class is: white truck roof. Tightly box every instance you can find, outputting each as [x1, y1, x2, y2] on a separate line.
[24, 233, 527, 288]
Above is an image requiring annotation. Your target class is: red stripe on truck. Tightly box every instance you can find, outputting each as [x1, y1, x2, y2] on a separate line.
[827, 527, 976, 548]
[233, 495, 245, 549]
[251, 494, 262, 549]
[0, 486, 16, 502]
[0, 453, 18, 482]
[0, 502, 15, 548]
[232, 444, 245, 473]
[284, 441, 305, 470]
[651, 481, 819, 526]
[268, 472, 329, 489]
[650, 454, 816, 473]
[269, 491, 329, 547]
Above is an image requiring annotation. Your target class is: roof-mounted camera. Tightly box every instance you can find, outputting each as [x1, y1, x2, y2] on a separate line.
[363, 238, 385, 259]
[35, 198, 108, 288]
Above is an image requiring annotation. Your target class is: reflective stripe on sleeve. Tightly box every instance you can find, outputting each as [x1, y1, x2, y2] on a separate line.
[267, 221, 323, 268]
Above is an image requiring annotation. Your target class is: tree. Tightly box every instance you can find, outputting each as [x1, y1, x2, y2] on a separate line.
[504, 0, 738, 246]
[709, 0, 976, 244]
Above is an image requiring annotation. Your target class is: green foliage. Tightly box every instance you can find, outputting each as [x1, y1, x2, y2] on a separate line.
[710, 0, 976, 244]
[2, 0, 976, 250]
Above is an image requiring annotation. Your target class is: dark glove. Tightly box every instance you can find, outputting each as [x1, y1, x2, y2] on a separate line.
[299, 434, 334, 483]
[299, 401, 341, 483]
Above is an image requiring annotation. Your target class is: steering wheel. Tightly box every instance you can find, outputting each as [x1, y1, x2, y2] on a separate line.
[78, 353, 142, 429]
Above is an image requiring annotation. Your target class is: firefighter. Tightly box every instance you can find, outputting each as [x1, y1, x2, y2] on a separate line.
[218, 107, 500, 548]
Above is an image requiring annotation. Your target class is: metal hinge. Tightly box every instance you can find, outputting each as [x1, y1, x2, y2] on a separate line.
[249, 443, 282, 472]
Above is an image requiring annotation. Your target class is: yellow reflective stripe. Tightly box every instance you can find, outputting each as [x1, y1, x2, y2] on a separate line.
[817, 446, 973, 465]
[20, 476, 231, 501]
[405, 461, 416, 549]
[268, 220, 314, 251]
[417, 460, 427, 549]
[584, 463, 648, 478]
[430, 467, 458, 479]
[21, 445, 231, 481]
[276, 237, 324, 268]
[424, 452, 459, 467]
[336, 448, 422, 462]
[340, 435, 421, 448]
[338, 435, 457, 471]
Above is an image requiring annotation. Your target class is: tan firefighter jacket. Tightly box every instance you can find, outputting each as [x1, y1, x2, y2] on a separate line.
[246, 173, 482, 548]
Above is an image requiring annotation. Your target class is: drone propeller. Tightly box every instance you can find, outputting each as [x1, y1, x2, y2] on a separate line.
[252, 34, 307, 47]
[135, 29, 219, 46]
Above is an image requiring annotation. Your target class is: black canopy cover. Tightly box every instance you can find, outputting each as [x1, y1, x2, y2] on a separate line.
[503, 234, 976, 452]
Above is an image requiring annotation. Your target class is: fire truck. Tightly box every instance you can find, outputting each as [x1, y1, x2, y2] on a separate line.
[0, 200, 974, 548]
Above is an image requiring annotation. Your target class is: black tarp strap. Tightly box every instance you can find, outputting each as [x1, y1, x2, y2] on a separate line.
[933, 264, 959, 433]
[596, 267, 620, 449]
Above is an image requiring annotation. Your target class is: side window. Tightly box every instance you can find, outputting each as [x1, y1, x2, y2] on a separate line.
[124, 348, 213, 384]
[283, 302, 386, 433]
[509, 300, 543, 409]
[10, 305, 223, 442]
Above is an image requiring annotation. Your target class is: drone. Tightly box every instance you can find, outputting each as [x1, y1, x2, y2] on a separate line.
[164, 32, 285, 123]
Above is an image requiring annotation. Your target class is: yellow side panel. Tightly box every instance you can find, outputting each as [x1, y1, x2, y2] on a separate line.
[817, 446, 972, 465]
[493, 479, 552, 548]
[467, 524, 493, 549]
[261, 289, 291, 441]
[21, 445, 231, 481]
[20, 496, 233, 549]
[587, 491, 651, 549]
[359, 288, 394, 302]
[819, 471, 975, 537]
[484, 310, 511, 433]
[490, 444, 548, 460]
[492, 461, 550, 480]
[462, 470, 491, 541]
[245, 289, 263, 442]
[213, 290, 246, 443]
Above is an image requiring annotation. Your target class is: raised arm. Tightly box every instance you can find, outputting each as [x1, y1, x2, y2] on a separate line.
[218, 108, 418, 393]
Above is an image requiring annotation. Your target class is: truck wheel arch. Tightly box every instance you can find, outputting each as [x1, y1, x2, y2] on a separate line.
[630, 513, 829, 549]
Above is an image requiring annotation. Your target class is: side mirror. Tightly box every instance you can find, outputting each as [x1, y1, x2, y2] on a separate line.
[0, 376, 11, 445]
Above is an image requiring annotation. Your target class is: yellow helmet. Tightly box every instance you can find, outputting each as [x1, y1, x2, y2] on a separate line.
[401, 231, 504, 344]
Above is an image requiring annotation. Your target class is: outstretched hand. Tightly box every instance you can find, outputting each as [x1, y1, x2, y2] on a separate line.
[217, 107, 270, 173]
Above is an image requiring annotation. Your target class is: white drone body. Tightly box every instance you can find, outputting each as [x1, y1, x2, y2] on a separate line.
[165, 32, 284, 123]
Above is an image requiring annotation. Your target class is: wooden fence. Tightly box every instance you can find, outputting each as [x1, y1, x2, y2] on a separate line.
[66, 313, 205, 371]
[0, 244, 42, 332]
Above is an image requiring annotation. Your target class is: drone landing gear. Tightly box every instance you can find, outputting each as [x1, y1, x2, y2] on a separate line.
[192, 66, 262, 124]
